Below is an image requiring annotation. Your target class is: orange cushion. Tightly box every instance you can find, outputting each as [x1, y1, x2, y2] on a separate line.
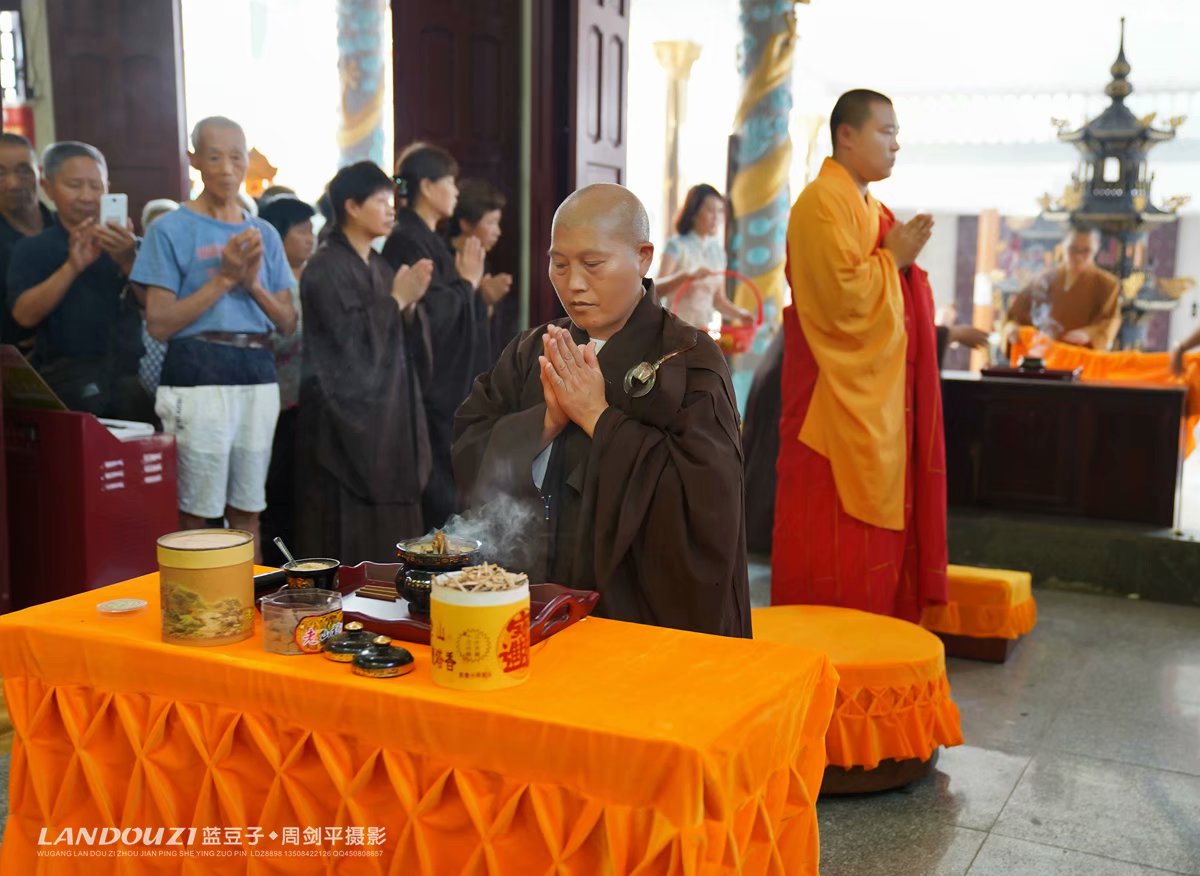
[753, 605, 963, 770]
[922, 565, 1038, 640]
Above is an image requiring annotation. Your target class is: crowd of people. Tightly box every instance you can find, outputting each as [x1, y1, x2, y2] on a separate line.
[0, 116, 748, 578]
[7, 100, 1172, 635]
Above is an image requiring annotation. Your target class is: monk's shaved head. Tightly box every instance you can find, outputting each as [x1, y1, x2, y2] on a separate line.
[830, 89, 892, 148]
[552, 183, 650, 249]
[548, 183, 655, 340]
[830, 89, 900, 185]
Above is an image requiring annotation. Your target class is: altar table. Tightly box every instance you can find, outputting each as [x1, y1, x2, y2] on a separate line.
[943, 369, 1186, 526]
[0, 574, 838, 875]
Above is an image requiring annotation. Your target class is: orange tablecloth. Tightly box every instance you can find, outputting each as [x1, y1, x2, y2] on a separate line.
[922, 565, 1037, 640]
[753, 606, 962, 770]
[0, 575, 838, 875]
[0, 682, 10, 753]
[1011, 326, 1200, 455]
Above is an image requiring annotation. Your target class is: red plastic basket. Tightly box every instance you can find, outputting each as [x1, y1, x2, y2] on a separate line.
[670, 269, 764, 354]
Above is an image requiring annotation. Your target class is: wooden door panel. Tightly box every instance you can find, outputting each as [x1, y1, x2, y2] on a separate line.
[393, 0, 521, 345]
[46, 0, 187, 230]
[582, 25, 602, 144]
[604, 34, 624, 147]
[416, 29, 457, 140]
[528, 0, 568, 328]
[468, 36, 503, 142]
[572, 0, 627, 187]
[394, 0, 630, 334]
[393, 3, 515, 181]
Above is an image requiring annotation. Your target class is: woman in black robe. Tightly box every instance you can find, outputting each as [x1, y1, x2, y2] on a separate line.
[741, 328, 784, 556]
[382, 144, 491, 528]
[296, 161, 434, 564]
[447, 178, 515, 367]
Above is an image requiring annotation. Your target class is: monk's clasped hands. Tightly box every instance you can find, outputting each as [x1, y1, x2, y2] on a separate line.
[539, 324, 609, 438]
[883, 213, 934, 269]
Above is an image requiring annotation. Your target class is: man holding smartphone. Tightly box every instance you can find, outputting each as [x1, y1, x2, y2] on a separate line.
[7, 140, 149, 420]
[133, 116, 296, 561]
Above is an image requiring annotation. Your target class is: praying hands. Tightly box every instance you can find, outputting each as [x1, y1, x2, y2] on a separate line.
[539, 323, 608, 439]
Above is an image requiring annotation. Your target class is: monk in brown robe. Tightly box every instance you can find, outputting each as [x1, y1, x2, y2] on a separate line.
[1005, 228, 1121, 351]
[453, 184, 751, 637]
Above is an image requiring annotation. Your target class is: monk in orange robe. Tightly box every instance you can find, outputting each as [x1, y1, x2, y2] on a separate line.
[1004, 228, 1121, 351]
[771, 89, 948, 622]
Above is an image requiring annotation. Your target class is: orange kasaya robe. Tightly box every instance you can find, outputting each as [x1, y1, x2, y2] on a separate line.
[770, 158, 947, 622]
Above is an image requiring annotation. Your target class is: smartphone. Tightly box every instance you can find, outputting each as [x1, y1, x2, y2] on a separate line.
[99, 193, 128, 227]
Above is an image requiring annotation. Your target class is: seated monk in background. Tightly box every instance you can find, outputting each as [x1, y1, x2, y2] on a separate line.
[453, 183, 751, 637]
[772, 89, 947, 623]
[1004, 228, 1121, 351]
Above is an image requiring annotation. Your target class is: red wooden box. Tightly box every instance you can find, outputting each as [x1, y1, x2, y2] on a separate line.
[4, 409, 177, 610]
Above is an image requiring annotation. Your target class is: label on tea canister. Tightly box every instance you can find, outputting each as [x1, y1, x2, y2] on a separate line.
[293, 611, 344, 653]
[160, 578, 254, 645]
[497, 608, 531, 674]
[430, 583, 530, 691]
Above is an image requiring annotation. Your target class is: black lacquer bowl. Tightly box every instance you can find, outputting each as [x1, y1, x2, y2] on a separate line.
[394, 536, 483, 615]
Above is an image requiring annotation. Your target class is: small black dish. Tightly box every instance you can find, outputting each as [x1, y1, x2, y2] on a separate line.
[352, 635, 416, 678]
[284, 558, 340, 590]
[322, 621, 377, 663]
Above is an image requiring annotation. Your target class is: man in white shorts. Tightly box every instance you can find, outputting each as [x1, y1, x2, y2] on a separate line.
[132, 117, 297, 560]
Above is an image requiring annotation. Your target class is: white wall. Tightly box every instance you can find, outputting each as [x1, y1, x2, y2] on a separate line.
[628, 0, 1200, 220]
[891, 209, 959, 311]
[627, 0, 1200, 349]
[1170, 215, 1200, 348]
[627, 0, 740, 254]
[180, 0, 393, 203]
[20, 0, 54, 150]
[924, 213, 959, 311]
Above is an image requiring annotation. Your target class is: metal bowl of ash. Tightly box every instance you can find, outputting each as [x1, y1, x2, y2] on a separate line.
[396, 531, 482, 568]
[394, 531, 484, 615]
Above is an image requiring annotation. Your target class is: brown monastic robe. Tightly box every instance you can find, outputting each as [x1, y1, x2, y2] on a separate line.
[741, 328, 784, 556]
[1006, 264, 1122, 350]
[453, 282, 752, 638]
[383, 209, 492, 529]
[296, 229, 432, 564]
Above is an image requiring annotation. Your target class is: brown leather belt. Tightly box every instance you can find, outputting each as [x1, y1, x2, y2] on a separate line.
[193, 331, 272, 349]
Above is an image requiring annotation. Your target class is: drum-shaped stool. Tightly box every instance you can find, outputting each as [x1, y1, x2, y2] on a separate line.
[753, 605, 963, 794]
[921, 565, 1038, 662]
